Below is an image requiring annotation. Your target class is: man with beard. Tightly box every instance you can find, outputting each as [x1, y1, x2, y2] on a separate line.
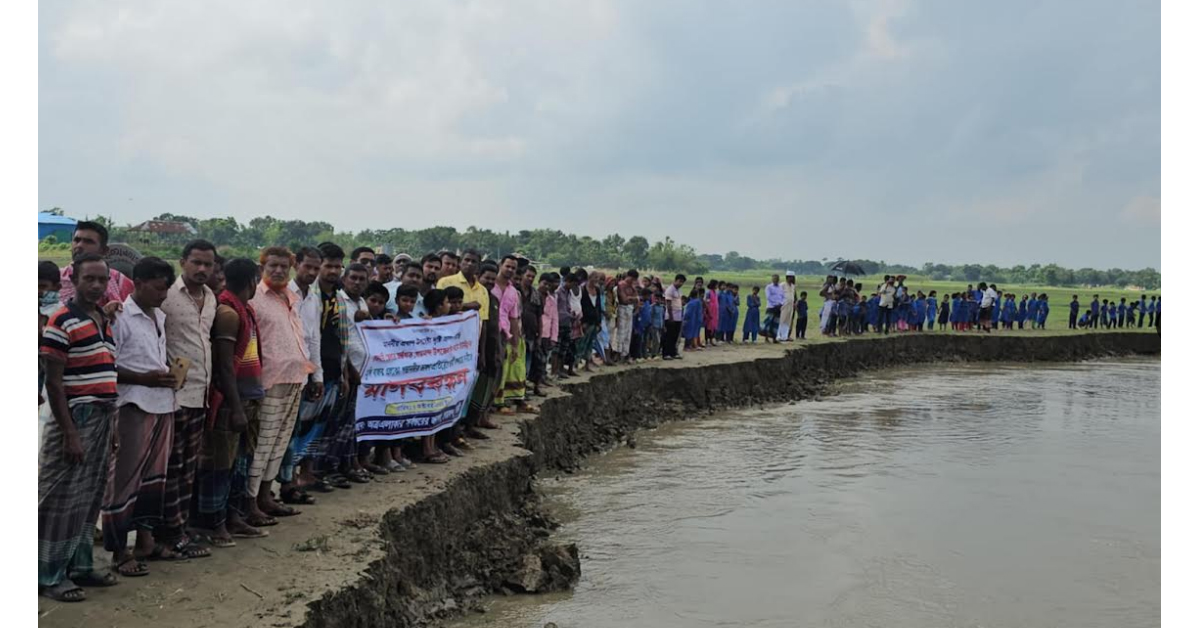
[39, 254, 121, 601]
[421, 253, 442, 295]
[245, 248, 311, 523]
[153, 239, 218, 560]
[57, 221, 135, 307]
[374, 253, 393, 285]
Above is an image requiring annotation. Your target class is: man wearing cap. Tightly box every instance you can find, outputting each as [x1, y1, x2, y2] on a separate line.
[777, 272, 798, 341]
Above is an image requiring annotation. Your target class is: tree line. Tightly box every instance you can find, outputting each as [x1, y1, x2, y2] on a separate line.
[40, 212, 1160, 289]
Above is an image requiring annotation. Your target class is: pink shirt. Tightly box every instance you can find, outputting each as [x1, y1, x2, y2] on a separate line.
[59, 266, 135, 307]
[492, 282, 520, 340]
[250, 281, 313, 389]
[541, 294, 559, 340]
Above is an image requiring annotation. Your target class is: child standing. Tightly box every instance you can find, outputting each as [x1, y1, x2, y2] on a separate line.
[649, 292, 665, 360]
[683, 291, 704, 350]
[743, 286, 761, 343]
[938, 293, 950, 331]
[796, 291, 809, 340]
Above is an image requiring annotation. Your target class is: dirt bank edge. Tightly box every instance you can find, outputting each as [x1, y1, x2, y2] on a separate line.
[301, 332, 1160, 628]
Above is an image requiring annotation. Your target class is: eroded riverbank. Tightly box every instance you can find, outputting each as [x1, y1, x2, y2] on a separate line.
[39, 332, 1160, 628]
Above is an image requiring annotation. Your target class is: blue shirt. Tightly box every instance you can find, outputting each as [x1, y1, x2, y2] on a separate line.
[651, 304, 665, 328]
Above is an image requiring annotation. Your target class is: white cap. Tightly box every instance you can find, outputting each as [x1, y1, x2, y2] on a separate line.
[785, 270, 796, 277]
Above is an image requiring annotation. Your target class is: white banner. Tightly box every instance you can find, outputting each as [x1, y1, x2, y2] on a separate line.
[354, 311, 480, 441]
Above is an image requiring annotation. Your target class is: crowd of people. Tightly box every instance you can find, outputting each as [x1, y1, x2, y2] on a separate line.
[36, 222, 1160, 603]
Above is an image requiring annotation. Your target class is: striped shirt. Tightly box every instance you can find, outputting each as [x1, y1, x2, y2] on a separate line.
[40, 300, 118, 407]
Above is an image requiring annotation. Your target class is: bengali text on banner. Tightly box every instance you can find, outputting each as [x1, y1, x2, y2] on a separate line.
[354, 310, 480, 441]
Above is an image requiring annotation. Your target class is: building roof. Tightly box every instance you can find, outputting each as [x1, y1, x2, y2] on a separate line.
[130, 220, 197, 235]
[38, 212, 77, 226]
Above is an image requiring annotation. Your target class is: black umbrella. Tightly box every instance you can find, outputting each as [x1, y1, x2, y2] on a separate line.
[829, 260, 866, 277]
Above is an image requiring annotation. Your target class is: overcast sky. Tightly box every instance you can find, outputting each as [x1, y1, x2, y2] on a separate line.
[39, 0, 1160, 269]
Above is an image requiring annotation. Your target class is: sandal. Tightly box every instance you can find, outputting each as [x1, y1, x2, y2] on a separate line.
[41, 581, 86, 602]
[194, 533, 237, 549]
[348, 469, 371, 484]
[280, 487, 316, 506]
[326, 475, 352, 489]
[246, 514, 280, 528]
[306, 479, 335, 493]
[74, 570, 120, 587]
[232, 527, 269, 539]
[422, 453, 451, 464]
[140, 544, 188, 562]
[113, 556, 150, 577]
[173, 539, 212, 559]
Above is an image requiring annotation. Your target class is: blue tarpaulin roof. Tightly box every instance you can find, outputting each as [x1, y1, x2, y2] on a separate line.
[38, 212, 77, 241]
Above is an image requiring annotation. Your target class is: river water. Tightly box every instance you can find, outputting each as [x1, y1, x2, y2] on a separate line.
[456, 358, 1160, 628]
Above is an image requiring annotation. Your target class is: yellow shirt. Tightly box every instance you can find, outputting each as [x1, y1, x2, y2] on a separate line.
[437, 272, 490, 322]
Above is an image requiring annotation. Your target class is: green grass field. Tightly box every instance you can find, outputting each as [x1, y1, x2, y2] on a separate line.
[686, 272, 1158, 333]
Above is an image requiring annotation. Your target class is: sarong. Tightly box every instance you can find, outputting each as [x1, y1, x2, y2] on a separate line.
[494, 338, 528, 407]
[247, 383, 302, 498]
[39, 403, 114, 587]
[614, 305, 634, 355]
[101, 405, 172, 551]
[193, 399, 261, 530]
[154, 407, 206, 544]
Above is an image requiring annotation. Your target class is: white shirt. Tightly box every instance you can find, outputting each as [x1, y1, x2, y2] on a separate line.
[113, 296, 178, 414]
[383, 280, 401, 314]
[981, 288, 997, 308]
[289, 279, 324, 384]
[340, 290, 370, 377]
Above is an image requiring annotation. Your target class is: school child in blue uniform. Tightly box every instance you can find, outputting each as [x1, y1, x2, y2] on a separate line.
[926, 292, 938, 330]
[950, 293, 963, 331]
[967, 293, 980, 331]
[1017, 296, 1028, 329]
[867, 294, 880, 332]
[743, 286, 761, 343]
[1090, 296, 1102, 329]
[1117, 298, 1127, 328]
[682, 291, 704, 350]
[938, 294, 950, 331]
[1037, 295, 1049, 329]
[796, 291, 809, 340]
[912, 292, 926, 333]
[1068, 295, 1080, 329]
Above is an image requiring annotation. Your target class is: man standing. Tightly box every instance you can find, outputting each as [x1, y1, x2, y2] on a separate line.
[39, 254, 121, 601]
[1090, 295, 1101, 329]
[492, 255, 529, 415]
[153, 240, 218, 560]
[1069, 295, 1080, 329]
[57, 221, 135, 307]
[326, 262, 370, 483]
[878, 276, 897, 335]
[374, 253, 393, 285]
[292, 244, 349, 491]
[276, 247, 324, 501]
[438, 249, 494, 432]
[614, 270, 639, 363]
[763, 274, 783, 343]
[979, 282, 997, 333]
[778, 272, 797, 341]
[439, 251, 461, 281]
[662, 274, 686, 359]
[246, 248, 311, 522]
[103, 257, 177, 576]
[192, 258, 267, 546]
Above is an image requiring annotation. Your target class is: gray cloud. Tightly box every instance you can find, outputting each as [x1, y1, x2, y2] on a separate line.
[39, 0, 1160, 269]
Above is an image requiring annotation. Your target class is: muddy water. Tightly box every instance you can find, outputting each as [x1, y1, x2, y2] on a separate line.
[458, 359, 1160, 628]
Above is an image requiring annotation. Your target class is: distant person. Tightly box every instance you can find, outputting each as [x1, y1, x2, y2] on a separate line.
[938, 293, 950, 331]
[1090, 295, 1101, 329]
[763, 275, 784, 342]
[796, 291, 809, 340]
[682, 290, 704, 350]
[778, 272, 797, 341]
[742, 286, 761, 343]
[877, 276, 896, 335]
[1117, 298, 1128, 328]
[1147, 296, 1157, 328]
[1069, 295, 1080, 329]
[926, 291, 938, 331]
